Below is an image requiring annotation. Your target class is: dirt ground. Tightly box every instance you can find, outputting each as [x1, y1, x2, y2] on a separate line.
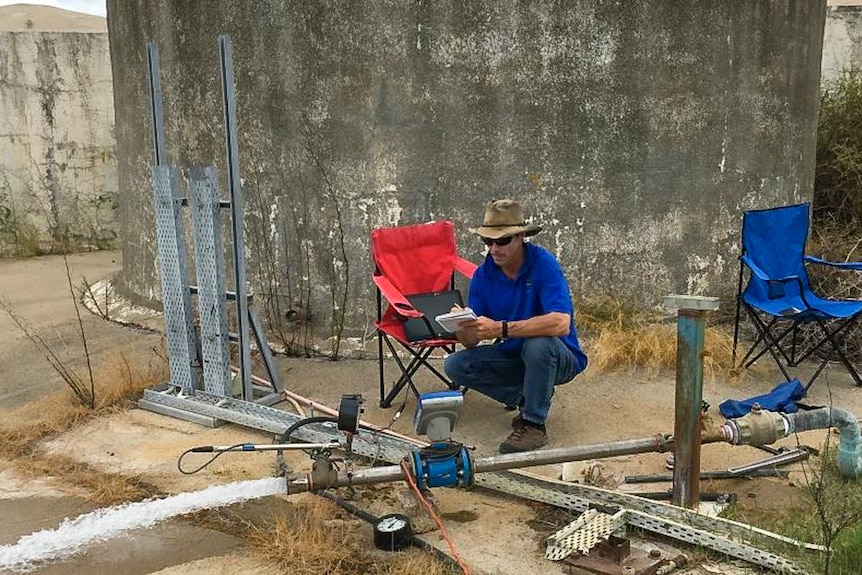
[2, 251, 861, 574]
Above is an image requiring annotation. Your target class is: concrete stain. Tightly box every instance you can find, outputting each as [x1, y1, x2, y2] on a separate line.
[440, 509, 479, 523]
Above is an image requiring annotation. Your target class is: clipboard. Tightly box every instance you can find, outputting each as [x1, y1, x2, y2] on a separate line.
[434, 308, 477, 333]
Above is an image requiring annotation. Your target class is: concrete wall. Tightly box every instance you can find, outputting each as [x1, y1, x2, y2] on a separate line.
[107, 0, 826, 352]
[0, 31, 117, 255]
[823, 3, 862, 84]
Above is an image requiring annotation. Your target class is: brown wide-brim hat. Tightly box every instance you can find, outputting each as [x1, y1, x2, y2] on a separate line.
[468, 199, 543, 239]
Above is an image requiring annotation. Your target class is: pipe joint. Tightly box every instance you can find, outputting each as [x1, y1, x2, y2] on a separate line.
[309, 457, 338, 490]
[724, 405, 789, 446]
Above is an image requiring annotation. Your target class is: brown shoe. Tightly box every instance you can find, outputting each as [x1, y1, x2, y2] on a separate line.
[512, 415, 526, 430]
[499, 423, 548, 453]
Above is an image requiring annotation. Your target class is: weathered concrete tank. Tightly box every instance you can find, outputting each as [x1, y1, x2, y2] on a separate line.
[106, 0, 826, 354]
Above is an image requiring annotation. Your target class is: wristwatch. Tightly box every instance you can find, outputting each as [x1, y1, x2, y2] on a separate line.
[501, 320, 509, 339]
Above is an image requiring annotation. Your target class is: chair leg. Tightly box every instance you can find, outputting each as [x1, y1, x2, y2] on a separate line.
[378, 330, 385, 406]
[732, 265, 745, 366]
[786, 318, 862, 391]
[744, 308, 794, 382]
[743, 322, 796, 368]
[393, 345, 454, 392]
[379, 340, 459, 408]
[391, 348, 433, 397]
[379, 335, 422, 408]
[817, 319, 862, 387]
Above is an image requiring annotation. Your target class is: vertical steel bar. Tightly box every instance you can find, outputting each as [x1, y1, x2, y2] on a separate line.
[218, 35, 253, 401]
[146, 42, 166, 167]
[672, 309, 706, 508]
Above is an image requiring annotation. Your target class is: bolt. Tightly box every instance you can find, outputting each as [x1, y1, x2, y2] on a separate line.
[649, 549, 662, 558]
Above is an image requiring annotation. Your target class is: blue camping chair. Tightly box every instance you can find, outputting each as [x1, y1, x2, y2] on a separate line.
[732, 203, 862, 390]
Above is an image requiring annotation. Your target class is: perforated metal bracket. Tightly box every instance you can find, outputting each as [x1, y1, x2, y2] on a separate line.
[545, 508, 627, 561]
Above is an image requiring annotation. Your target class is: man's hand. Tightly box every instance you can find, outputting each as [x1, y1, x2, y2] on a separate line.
[456, 312, 570, 348]
[455, 315, 503, 349]
[458, 316, 500, 341]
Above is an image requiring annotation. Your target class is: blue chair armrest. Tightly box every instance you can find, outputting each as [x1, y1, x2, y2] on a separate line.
[740, 255, 804, 300]
[740, 255, 801, 283]
[804, 255, 862, 271]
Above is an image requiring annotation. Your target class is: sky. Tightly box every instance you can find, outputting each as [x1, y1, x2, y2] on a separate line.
[0, 0, 106, 16]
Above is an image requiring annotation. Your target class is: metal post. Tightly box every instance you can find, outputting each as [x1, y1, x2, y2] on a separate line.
[146, 42, 167, 167]
[663, 295, 719, 508]
[218, 35, 253, 401]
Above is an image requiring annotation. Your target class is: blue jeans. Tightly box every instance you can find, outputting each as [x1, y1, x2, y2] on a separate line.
[443, 337, 580, 426]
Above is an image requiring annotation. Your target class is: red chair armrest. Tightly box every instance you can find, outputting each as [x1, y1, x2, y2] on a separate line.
[372, 274, 422, 317]
[454, 256, 477, 279]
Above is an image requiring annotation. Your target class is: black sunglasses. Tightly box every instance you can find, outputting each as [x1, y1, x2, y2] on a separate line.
[481, 236, 514, 247]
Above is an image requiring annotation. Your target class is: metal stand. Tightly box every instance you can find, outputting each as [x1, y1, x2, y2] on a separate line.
[139, 38, 282, 426]
[663, 295, 719, 509]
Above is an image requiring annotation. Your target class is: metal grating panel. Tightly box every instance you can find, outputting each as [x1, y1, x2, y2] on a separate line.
[190, 167, 231, 396]
[141, 389, 413, 463]
[152, 166, 197, 392]
[545, 509, 626, 561]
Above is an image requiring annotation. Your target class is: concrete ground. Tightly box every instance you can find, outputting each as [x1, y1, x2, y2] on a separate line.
[1, 250, 861, 574]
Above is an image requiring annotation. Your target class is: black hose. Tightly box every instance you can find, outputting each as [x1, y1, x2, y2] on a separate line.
[316, 490, 461, 570]
[279, 416, 341, 443]
[177, 442, 248, 475]
[276, 416, 341, 476]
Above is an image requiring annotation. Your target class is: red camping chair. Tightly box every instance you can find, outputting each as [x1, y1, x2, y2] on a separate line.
[372, 220, 477, 408]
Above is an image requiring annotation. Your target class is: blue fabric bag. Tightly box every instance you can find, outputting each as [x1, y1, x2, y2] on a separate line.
[718, 379, 806, 418]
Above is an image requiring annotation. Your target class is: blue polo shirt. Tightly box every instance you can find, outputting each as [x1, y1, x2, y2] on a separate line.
[468, 242, 588, 373]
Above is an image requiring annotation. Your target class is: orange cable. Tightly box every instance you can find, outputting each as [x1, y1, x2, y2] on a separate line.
[400, 459, 471, 575]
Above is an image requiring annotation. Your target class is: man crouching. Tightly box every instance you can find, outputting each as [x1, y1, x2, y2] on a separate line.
[444, 199, 588, 453]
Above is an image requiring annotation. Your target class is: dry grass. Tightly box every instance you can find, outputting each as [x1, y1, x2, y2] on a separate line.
[0, 353, 166, 455]
[245, 497, 454, 575]
[14, 453, 159, 506]
[578, 295, 745, 382]
[0, 353, 167, 499]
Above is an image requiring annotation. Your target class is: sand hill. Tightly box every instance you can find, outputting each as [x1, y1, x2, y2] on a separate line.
[0, 3, 106, 32]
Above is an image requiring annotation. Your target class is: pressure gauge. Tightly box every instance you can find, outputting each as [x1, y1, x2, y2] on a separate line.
[373, 513, 413, 551]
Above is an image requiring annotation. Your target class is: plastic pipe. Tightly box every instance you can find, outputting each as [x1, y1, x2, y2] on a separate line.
[784, 408, 862, 478]
[721, 407, 862, 479]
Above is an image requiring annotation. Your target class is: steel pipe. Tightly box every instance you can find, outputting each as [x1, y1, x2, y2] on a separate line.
[285, 433, 691, 494]
[473, 435, 670, 474]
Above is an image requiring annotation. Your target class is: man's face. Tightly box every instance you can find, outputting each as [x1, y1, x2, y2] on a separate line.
[483, 233, 524, 268]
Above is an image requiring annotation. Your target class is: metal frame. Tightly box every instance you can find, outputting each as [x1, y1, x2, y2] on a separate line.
[191, 167, 231, 397]
[219, 35, 254, 402]
[142, 38, 282, 425]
